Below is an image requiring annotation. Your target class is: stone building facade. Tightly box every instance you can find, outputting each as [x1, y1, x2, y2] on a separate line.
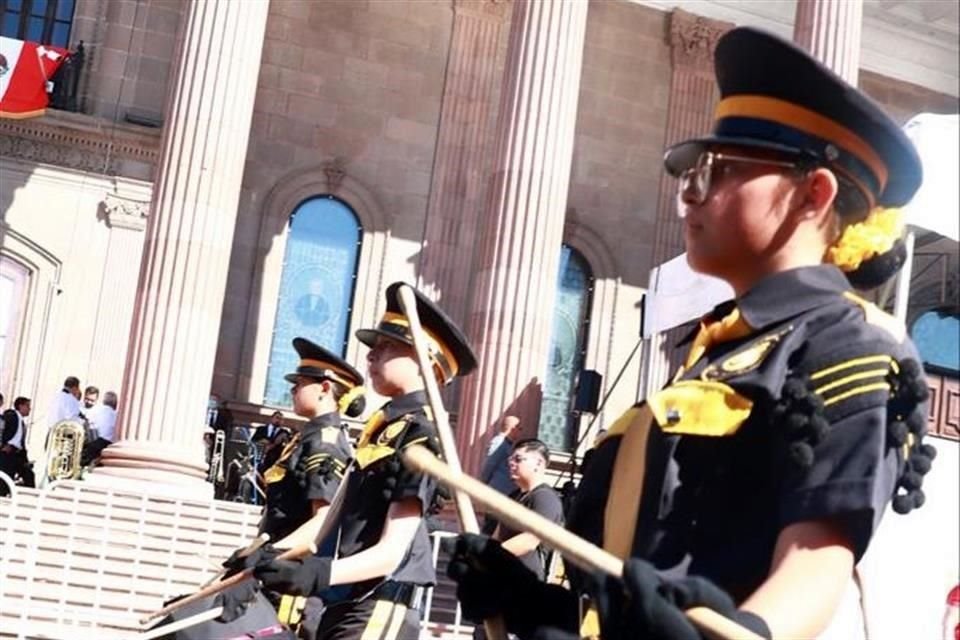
[1, 0, 957, 483]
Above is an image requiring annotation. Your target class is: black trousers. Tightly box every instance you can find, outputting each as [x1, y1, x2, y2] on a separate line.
[0, 447, 35, 495]
[315, 597, 420, 640]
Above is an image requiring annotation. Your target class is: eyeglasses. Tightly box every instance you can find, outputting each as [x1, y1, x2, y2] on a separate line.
[678, 150, 805, 205]
[508, 454, 530, 465]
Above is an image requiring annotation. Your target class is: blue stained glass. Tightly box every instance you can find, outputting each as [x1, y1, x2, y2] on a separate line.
[911, 311, 959, 373]
[538, 246, 593, 452]
[2, 13, 20, 37]
[51, 20, 68, 47]
[26, 14, 42, 40]
[29, 0, 46, 17]
[55, 0, 74, 21]
[7, 0, 22, 13]
[263, 197, 362, 407]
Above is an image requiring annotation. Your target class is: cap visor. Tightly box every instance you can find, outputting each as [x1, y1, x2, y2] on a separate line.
[663, 136, 806, 176]
[355, 328, 414, 349]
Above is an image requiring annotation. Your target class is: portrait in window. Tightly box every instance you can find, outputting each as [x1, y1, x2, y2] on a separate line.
[538, 245, 594, 452]
[263, 196, 362, 407]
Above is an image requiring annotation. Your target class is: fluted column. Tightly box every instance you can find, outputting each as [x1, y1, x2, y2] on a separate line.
[793, 0, 863, 84]
[642, 10, 731, 397]
[86, 195, 149, 394]
[456, 0, 588, 474]
[417, 0, 511, 329]
[94, 0, 270, 494]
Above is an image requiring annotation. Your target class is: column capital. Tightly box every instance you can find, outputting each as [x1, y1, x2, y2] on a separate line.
[669, 9, 732, 70]
[453, 0, 512, 21]
[101, 193, 149, 231]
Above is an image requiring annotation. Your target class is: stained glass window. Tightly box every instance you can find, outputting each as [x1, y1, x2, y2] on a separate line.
[263, 196, 362, 407]
[911, 310, 959, 373]
[1, 0, 75, 48]
[538, 245, 593, 452]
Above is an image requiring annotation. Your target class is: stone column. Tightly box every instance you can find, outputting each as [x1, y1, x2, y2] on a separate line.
[94, 0, 270, 494]
[793, 0, 863, 84]
[417, 0, 511, 329]
[642, 10, 731, 397]
[86, 195, 149, 394]
[456, 0, 589, 474]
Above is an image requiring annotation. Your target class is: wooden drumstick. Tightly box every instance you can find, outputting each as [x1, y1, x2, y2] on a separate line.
[137, 607, 224, 640]
[138, 543, 315, 626]
[402, 444, 765, 640]
[396, 285, 508, 640]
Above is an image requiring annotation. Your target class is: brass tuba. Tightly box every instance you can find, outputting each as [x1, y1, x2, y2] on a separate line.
[46, 419, 87, 481]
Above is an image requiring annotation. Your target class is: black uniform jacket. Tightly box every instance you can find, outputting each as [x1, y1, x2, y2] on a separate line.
[320, 390, 441, 600]
[259, 412, 353, 542]
[568, 265, 929, 602]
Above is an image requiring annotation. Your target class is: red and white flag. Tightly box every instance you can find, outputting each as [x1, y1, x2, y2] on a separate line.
[0, 36, 69, 119]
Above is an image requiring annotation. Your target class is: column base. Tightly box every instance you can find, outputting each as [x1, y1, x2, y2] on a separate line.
[88, 440, 213, 500]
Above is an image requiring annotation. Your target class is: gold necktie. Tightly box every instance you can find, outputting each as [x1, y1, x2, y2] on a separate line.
[262, 432, 301, 484]
[683, 307, 752, 370]
[357, 410, 386, 448]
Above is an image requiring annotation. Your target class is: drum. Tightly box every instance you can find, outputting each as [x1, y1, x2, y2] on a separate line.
[149, 584, 295, 640]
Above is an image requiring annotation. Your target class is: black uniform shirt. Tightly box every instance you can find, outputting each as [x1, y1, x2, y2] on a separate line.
[322, 390, 440, 599]
[259, 412, 352, 542]
[568, 265, 927, 602]
[499, 483, 564, 579]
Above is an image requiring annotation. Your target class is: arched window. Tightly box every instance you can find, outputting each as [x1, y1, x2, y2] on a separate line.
[0, 256, 30, 398]
[911, 309, 959, 374]
[263, 196, 362, 407]
[538, 245, 593, 452]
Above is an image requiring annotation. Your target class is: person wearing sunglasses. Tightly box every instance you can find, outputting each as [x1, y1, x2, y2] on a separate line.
[446, 26, 934, 640]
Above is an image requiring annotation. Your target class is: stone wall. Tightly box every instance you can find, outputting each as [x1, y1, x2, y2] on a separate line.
[215, 0, 456, 400]
[72, 0, 183, 123]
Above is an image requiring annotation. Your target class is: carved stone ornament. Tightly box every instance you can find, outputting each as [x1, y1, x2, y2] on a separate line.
[0, 115, 159, 178]
[669, 9, 733, 69]
[453, 0, 511, 20]
[323, 157, 346, 192]
[101, 193, 149, 231]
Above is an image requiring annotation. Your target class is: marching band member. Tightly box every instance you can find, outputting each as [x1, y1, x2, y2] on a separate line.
[254, 282, 477, 640]
[219, 338, 364, 634]
[446, 27, 934, 640]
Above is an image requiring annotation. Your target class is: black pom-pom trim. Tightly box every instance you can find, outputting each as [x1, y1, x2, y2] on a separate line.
[887, 420, 909, 446]
[788, 442, 815, 469]
[912, 454, 932, 475]
[912, 489, 926, 509]
[845, 239, 907, 290]
[892, 494, 914, 514]
[900, 471, 923, 491]
[807, 415, 830, 444]
[782, 379, 809, 401]
[784, 413, 809, 435]
[905, 410, 927, 435]
[920, 443, 937, 460]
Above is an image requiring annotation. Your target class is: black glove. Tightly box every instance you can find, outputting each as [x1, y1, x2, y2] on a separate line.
[445, 533, 578, 638]
[221, 543, 279, 578]
[213, 580, 260, 623]
[664, 575, 771, 640]
[254, 555, 332, 597]
[590, 558, 771, 640]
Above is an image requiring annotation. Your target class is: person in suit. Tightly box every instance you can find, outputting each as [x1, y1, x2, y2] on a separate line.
[1, 396, 35, 493]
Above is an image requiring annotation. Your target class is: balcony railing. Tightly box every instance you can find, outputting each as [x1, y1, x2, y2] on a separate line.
[49, 41, 85, 113]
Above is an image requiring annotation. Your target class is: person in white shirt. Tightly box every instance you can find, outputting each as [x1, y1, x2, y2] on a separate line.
[1, 396, 35, 493]
[81, 391, 118, 466]
[48, 376, 82, 426]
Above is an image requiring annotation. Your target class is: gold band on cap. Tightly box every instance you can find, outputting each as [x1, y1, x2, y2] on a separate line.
[715, 95, 889, 193]
[298, 359, 358, 388]
[381, 311, 460, 380]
